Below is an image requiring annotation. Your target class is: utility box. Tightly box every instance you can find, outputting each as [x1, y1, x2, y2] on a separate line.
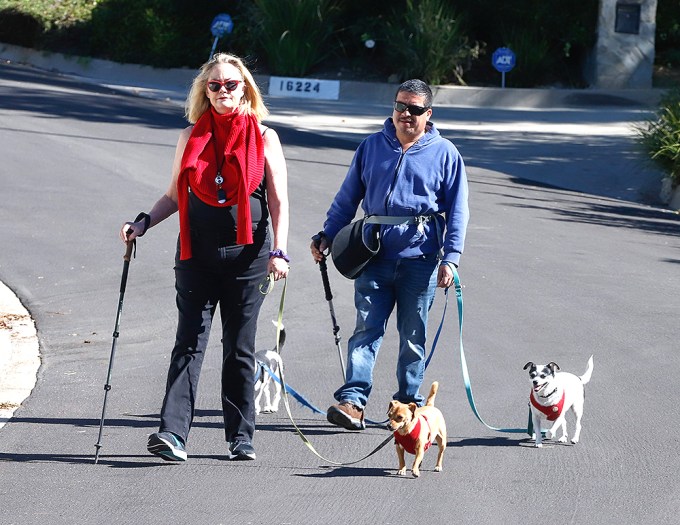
[587, 0, 657, 88]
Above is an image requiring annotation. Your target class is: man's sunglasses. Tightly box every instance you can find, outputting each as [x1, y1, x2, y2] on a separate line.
[393, 101, 430, 116]
[207, 79, 243, 93]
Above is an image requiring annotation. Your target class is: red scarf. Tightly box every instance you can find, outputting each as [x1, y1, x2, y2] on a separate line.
[177, 108, 264, 260]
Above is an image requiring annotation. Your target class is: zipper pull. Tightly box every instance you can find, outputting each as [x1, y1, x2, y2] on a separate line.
[416, 215, 426, 234]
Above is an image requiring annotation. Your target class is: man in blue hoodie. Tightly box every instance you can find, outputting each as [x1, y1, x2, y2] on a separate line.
[310, 79, 469, 430]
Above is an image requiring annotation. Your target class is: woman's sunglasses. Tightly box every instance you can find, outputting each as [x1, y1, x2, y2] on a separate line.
[207, 79, 243, 93]
[393, 101, 430, 116]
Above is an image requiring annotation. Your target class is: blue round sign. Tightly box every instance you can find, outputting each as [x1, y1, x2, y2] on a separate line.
[211, 13, 233, 38]
[492, 47, 516, 73]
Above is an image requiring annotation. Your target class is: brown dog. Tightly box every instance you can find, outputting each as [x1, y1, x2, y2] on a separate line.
[386, 381, 447, 477]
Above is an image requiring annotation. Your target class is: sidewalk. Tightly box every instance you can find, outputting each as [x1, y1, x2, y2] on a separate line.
[0, 282, 39, 429]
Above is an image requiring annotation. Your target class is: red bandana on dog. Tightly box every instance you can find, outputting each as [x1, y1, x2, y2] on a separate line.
[530, 390, 565, 421]
[393, 415, 433, 454]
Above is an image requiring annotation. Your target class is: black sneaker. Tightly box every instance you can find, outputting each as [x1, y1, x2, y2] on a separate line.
[326, 402, 366, 430]
[228, 440, 256, 460]
[147, 432, 187, 462]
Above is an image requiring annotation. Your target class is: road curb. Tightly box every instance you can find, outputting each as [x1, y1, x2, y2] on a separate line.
[0, 41, 666, 109]
[0, 281, 40, 429]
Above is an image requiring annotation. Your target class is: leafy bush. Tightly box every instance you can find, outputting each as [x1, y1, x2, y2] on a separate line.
[0, 0, 676, 88]
[0, 0, 235, 68]
[0, 0, 96, 50]
[656, 0, 680, 66]
[459, 0, 598, 87]
[0, 0, 97, 29]
[0, 7, 41, 47]
[246, 0, 341, 77]
[638, 89, 680, 187]
[86, 0, 222, 68]
[380, 0, 478, 85]
[500, 28, 551, 88]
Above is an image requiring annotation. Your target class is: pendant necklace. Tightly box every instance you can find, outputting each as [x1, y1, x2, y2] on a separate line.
[212, 130, 227, 204]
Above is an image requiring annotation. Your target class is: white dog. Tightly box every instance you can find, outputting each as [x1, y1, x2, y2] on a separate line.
[254, 322, 285, 415]
[523, 355, 594, 448]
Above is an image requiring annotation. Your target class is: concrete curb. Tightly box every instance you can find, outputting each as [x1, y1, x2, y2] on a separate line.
[660, 177, 680, 210]
[0, 42, 667, 109]
[0, 281, 40, 429]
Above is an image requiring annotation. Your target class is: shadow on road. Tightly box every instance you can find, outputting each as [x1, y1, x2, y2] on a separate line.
[0, 62, 185, 129]
[472, 173, 680, 240]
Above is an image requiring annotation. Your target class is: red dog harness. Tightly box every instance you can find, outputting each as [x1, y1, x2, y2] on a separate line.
[393, 415, 432, 454]
[530, 389, 565, 421]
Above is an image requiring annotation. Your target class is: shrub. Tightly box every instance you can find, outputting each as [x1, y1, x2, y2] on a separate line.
[380, 0, 478, 85]
[460, 0, 598, 87]
[246, 0, 341, 77]
[0, 7, 41, 47]
[86, 0, 223, 68]
[638, 89, 680, 187]
[656, 0, 680, 66]
[0, 0, 96, 51]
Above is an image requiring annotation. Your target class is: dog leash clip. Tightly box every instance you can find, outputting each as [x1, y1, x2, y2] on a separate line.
[259, 272, 275, 295]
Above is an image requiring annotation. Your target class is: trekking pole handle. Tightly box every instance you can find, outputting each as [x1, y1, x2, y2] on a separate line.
[123, 239, 135, 262]
[319, 256, 333, 301]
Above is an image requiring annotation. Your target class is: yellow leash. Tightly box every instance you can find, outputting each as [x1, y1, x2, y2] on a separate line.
[260, 273, 394, 465]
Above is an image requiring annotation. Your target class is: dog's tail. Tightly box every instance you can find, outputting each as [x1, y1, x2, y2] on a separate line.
[425, 381, 439, 406]
[580, 355, 594, 385]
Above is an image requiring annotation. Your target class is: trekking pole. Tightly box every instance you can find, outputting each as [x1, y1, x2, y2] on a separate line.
[94, 239, 135, 464]
[318, 255, 346, 381]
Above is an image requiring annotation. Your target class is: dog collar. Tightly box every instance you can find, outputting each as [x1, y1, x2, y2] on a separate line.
[393, 415, 433, 455]
[540, 387, 558, 399]
[530, 389, 565, 421]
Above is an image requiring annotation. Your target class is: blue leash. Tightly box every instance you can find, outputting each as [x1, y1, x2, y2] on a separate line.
[448, 269, 530, 435]
[260, 269, 530, 435]
[259, 362, 325, 415]
[258, 295, 449, 426]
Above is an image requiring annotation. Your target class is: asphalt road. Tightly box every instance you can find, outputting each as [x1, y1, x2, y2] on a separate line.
[1, 61, 680, 525]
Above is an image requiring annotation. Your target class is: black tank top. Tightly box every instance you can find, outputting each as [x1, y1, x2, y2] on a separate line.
[187, 178, 268, 245]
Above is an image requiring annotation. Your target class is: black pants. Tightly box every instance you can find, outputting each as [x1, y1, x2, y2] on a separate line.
[159, 229, 270, 445]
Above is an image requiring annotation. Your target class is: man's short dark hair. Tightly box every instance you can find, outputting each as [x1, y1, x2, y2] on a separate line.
[395, 79, 433, 108]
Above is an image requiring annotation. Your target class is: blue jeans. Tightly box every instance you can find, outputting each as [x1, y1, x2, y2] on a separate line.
[333, 254, 438, 409]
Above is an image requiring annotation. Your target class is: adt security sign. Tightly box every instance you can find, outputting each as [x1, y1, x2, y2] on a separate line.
[492, 47, 516, 88]
[211, 14, 233, 38]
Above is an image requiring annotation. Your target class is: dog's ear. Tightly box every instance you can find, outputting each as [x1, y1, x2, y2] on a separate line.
[387, 400, 397, 414]
[408, 403, 418, 416]
[523, 362, 534, 370]
[548, 362, 560, 373]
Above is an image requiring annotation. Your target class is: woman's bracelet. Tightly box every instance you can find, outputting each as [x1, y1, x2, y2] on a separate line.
[269, 249, 290, 262]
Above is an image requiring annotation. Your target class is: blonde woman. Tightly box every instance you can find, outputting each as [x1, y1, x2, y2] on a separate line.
[121, 53, 289, 461]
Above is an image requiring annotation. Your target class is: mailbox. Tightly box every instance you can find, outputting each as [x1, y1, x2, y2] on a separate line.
[615, 3, 641, 34]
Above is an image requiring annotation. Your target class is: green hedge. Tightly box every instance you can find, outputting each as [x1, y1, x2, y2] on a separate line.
[0, 0, 675, 88]
[657, 0, 680, 66]
[638, 89, 680, 187]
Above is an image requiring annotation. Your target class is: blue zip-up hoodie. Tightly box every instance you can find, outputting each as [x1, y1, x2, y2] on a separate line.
[324, 118, 469, 266]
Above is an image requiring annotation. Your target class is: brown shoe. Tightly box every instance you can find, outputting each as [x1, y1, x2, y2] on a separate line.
[326, 402, 366, 430]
